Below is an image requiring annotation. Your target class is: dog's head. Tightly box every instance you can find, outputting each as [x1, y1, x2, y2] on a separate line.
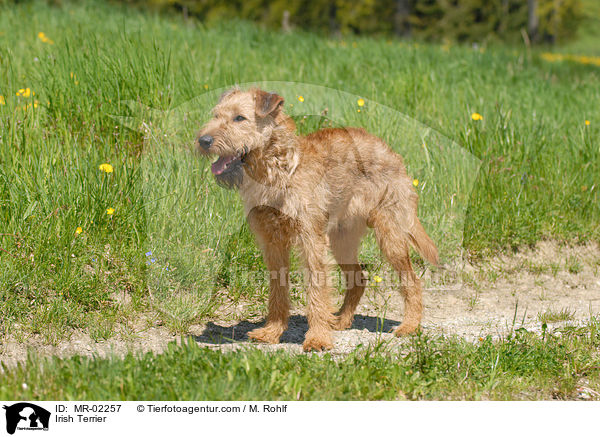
[196, 87, 288, 189]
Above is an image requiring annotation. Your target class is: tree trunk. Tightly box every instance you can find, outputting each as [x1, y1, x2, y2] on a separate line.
[528, 0, 539, 42]
[499, 0, 509, 35]
[329, 2, 339, 36]
[282, 10, 291, 33]
[394, 0, 411, 37]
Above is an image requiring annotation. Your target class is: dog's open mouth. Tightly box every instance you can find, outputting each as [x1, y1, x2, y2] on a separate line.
[211, 150, 247, 176]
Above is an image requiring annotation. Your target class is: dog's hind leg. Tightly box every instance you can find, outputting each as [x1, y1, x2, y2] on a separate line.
[247, 207, 291, 344]
[329, 218, 367, 330]
[369, 209, 423, 336]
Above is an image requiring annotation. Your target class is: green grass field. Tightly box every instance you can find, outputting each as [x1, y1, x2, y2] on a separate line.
[1, 0, 599, 400]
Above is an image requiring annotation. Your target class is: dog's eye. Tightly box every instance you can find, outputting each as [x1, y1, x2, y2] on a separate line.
[234, 115, 246, 122]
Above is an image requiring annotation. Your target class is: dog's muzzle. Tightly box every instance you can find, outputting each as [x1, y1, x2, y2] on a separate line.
[210, 147, 249, 189]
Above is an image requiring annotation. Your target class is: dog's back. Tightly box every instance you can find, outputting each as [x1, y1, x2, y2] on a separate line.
[296, 127, 438, 265]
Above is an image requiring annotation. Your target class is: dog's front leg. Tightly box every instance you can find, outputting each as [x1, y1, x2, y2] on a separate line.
[247, 209, 291, 344]
[299, 232, 336, 352]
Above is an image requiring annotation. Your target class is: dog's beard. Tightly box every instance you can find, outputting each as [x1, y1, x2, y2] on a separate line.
[214, 161, 244, 189]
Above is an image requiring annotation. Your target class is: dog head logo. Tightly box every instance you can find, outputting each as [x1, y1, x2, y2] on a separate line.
[3, 403, 50, 435]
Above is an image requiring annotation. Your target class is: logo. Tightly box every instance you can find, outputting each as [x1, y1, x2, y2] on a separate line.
[3, 403, 50, 435]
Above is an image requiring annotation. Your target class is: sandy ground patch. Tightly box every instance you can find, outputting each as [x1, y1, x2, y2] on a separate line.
[1, 241, 599, 366]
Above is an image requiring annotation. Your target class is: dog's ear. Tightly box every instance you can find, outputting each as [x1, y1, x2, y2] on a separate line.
[255, 90, 284, 118]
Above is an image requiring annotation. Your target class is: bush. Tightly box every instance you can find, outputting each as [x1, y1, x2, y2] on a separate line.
[1, 0, 585, 43]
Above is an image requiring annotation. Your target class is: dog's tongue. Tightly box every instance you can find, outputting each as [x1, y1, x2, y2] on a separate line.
[211, 156, 236, 175]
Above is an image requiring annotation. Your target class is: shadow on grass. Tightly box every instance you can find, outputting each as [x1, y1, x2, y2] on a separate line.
[194, 314, 400, 345]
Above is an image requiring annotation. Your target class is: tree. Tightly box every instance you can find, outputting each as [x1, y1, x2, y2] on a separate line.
[528, 0, 539, 42]
[394, 0, 411, 37]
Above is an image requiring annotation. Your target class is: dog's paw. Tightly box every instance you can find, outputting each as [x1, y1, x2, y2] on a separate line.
[248, 325, 283, 344]
[302, 331, 333, 352]
[332, 315, 353, 331]
[393, 323, 420, 337]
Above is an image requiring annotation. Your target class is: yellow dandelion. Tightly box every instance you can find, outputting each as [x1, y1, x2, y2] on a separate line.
[357, 98, 365, 107]
[75, 227, 83, 235]
[106, 208, 115, 215]
[357, 109, 361, 113]
[471, 112, 483, 121]
[541, 53, 559, 62]
[99, 163, 113, 173]
[16, 88, 34, 98]
[413, 179, 419, 187]
[585, 120, 590, 126]
[373, 275, 383, 283]
[70, 71, 74, 79]
[37, 32, 54, 44]
[203, 84, 209, 90]
[33, 100, 39, 108]
[0, 95, 5, 105]
[297, 96, 304, 102]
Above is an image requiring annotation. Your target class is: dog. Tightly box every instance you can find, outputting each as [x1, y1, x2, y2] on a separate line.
[196, 87, 438, 351]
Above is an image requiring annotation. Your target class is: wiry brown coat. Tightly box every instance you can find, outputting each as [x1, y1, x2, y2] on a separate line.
[197, 88, 438, 351]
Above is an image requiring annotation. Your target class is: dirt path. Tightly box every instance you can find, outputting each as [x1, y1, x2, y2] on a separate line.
[2, 241, 599, 366]
[193, 241, 600, 353]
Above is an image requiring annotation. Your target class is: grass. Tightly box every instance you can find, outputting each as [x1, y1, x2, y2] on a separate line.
[0, 0, 599, 400]
[537, 308, 576, 324]
[565, 255, 584, 274]
[2, 320, 600, 400]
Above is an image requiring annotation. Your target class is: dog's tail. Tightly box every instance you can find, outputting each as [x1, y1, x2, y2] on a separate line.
[408, 218, 439, 266]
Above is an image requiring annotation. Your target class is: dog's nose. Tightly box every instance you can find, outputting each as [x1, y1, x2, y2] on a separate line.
[198, 135, 213, 150]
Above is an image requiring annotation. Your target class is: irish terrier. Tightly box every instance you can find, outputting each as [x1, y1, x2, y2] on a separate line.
[196, 87, 438, 351]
